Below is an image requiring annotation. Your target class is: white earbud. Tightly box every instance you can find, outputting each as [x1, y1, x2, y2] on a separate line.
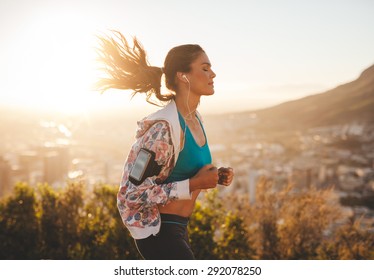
[182, 74, 189, 83]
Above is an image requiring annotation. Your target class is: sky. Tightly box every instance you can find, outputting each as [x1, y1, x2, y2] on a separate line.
[0, 0, 373, 116]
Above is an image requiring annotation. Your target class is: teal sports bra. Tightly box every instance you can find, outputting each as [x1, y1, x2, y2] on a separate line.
[164, 111, 212, 183]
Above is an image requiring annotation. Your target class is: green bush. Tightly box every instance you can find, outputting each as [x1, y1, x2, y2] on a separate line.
[0, 182, 138, 259]
[0, 183, 39, 259]
[0, 180, 372, 259]
[189, 189, 255, 259]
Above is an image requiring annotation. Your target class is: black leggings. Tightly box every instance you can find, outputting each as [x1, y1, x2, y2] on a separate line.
[134, 213, 195, 260]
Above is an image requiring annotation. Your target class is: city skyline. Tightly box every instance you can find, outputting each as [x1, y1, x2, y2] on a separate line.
[0, 0, 373, 115]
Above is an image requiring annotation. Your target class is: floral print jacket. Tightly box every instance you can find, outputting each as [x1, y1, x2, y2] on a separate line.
[117, 100, 192, 239]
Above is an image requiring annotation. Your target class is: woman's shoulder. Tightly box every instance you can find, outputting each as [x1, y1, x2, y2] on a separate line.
[146, 100, 177, 121]
[136, 100, 180, 141]
[135, 119, 171, 139]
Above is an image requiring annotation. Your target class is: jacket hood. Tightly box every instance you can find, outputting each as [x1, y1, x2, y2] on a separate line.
[134, 100, 182, 165]
[134, 99, 204, 165]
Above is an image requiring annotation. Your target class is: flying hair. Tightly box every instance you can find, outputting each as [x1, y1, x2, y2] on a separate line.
[95, 30, 174, 105]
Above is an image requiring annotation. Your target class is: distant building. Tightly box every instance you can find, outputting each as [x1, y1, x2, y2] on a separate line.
[18, 151, 39, 183]
[43, 146, 70, 186]
[248, 170, 258, 205]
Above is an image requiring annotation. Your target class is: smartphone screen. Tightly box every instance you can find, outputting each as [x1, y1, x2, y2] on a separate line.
[130, 149, 152, 181]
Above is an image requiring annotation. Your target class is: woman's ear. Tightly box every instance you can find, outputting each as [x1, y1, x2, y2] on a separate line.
[176, 72, 189, 83]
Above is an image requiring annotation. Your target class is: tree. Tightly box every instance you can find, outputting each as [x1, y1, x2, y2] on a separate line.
[38, 183, 62, 259]
[189, 190, 220, 259]
[80, 184, 139, 259]
[214, 210, 255, 259]
[0, 183, 39, 259]
[1, 180, 372, 260]
[189, 189, 256, 260]
[236, 178, 345, 259]
[318, 217, 374, 260]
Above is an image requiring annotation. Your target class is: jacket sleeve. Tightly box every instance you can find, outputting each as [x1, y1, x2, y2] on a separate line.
[117, 121, 191, 218]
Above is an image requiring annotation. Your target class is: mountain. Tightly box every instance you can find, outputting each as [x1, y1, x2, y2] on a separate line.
[245, 64, 374, 130]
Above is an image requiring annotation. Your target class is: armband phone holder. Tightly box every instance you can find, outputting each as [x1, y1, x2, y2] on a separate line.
[129, 148, 162, 185]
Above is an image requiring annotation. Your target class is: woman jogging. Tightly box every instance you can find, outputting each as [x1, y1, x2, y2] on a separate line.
[96, 31, 234, 259]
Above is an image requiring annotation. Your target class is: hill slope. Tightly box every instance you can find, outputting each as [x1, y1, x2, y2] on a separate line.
[251, 64, 374, 130]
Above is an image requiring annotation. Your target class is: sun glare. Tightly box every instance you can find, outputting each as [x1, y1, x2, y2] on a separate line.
[10, 13, 98, 115]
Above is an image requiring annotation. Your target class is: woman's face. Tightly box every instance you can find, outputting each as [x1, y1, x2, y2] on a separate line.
[186, 52, 216, 96]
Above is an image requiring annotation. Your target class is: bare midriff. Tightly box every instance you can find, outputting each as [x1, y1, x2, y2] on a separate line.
[158, 189, 201, 217]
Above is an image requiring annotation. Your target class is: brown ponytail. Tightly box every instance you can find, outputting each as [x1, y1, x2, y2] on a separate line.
[96, 31, 174, 105]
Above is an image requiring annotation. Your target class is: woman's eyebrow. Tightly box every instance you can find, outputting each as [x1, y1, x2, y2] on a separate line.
[201, 62, 211, 66]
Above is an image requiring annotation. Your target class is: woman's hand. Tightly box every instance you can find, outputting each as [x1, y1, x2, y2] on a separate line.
[218, 167, 234, 186]
[189, 164, 219, 192]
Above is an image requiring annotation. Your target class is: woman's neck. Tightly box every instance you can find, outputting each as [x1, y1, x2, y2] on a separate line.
[175, 92, 200, 119]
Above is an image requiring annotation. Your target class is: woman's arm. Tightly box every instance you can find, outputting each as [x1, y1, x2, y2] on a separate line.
[117, 120, 220, 221]
[117, 121, 190, 215]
